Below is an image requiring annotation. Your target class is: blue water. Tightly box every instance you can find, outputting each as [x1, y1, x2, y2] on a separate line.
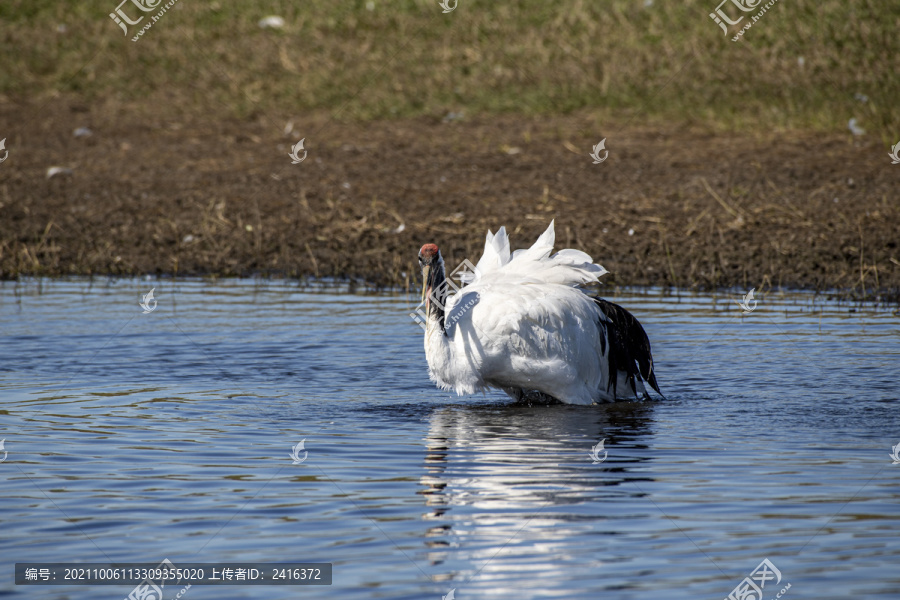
[1, 278, 899, 600]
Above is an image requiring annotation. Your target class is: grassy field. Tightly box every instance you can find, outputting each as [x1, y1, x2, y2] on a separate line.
[1, 0, 898, 135]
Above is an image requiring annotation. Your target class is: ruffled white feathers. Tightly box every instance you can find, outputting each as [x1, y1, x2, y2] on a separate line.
[460, 220, 607, 289]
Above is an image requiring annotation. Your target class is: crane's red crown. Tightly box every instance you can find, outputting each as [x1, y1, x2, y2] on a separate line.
[418, 244, 440, 261]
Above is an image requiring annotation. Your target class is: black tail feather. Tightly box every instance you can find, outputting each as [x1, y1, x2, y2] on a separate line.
[594, 298, 665, 400]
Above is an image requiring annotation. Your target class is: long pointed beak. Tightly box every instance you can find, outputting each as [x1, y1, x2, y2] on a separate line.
[421, 265, 430, 303]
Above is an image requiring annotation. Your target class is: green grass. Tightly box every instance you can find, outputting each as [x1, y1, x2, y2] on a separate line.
[2, 0, 899, 136]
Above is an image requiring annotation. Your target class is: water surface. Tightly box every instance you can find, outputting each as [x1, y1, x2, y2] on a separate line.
[1, 279, 899, 599]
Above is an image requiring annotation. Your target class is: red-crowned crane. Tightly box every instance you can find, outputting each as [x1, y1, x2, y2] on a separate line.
[417, 220, 664, 404]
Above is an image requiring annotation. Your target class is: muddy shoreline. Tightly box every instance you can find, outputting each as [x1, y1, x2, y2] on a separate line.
[1, 103, 898, 301]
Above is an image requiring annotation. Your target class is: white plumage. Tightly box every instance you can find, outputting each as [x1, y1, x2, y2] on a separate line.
[417, 220, 663, 405]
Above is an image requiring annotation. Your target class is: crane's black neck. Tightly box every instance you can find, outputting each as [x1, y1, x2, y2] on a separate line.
[425, 260, 448, 334]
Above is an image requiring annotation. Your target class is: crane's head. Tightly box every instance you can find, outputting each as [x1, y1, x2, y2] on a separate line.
[418, 243, 443, 305]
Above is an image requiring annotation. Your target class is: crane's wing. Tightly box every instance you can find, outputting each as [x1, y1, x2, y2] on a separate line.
[465, 220, 606, 288]
[443, 280, 607, 403]
[464, 227, 510, 284]
[593, 298, 664, 399]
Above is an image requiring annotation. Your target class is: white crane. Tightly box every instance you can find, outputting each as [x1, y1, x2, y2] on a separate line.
[417, 220, 663, 404]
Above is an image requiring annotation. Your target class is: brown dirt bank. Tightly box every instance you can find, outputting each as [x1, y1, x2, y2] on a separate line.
[1, 100, 898, 300]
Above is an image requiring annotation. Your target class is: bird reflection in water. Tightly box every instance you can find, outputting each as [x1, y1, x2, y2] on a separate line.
[418, 401, 657, 568]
